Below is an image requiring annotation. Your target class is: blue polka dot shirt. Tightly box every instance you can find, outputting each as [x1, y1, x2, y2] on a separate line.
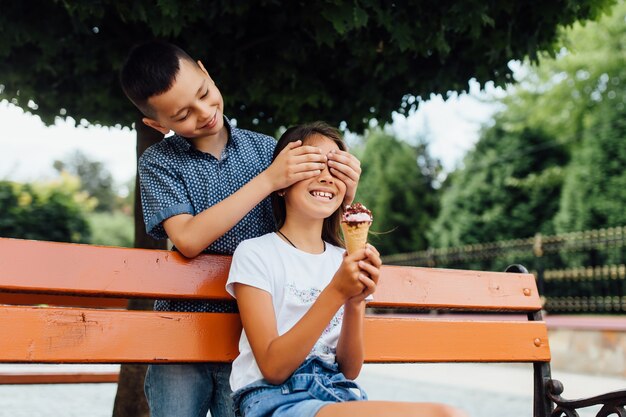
[138, 117, 276, 312]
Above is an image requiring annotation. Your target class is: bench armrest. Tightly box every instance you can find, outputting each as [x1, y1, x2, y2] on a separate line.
[547, 379, 626, 417]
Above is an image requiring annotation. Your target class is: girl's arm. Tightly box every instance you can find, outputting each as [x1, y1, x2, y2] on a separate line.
[233, 250, 368, 385]
[335, 245, 382, 379]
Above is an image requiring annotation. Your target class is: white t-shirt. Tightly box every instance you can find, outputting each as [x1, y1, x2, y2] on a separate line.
[226, 232, 345, 392]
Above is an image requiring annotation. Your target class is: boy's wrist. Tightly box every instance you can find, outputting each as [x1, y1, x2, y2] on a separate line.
[255, 170, 278, 195]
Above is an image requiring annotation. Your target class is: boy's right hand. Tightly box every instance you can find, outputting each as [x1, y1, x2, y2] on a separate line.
[265, 140, 328, 190]
[329, 249, 369, 301]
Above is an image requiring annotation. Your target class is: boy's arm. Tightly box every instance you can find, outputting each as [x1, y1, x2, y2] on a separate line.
[164, 141, 327, 257]
[327, 150, 361, 205]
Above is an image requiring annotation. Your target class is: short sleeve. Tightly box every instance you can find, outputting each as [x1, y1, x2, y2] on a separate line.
[226, 240, 272, 298]
[138, 150, 193, 239]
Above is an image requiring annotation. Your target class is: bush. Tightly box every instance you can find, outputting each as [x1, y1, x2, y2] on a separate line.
[87, 211, 134, 248]
[0, 174, 94, 243]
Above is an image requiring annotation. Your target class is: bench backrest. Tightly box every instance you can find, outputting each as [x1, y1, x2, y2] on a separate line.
[0, 237, 550, 364]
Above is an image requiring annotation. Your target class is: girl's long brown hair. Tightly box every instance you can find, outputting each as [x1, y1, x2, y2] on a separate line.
[271, 121, 346, 248]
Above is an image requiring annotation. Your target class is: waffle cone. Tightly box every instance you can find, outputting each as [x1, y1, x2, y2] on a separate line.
[341, 222, 371, 254]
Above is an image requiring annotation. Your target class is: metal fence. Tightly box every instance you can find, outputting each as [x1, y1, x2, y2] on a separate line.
[383, 226, 626, 314]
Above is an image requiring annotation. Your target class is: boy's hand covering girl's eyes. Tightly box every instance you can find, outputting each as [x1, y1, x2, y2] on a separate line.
[266, 140, 328, 190]
[327, 150, 361, 205]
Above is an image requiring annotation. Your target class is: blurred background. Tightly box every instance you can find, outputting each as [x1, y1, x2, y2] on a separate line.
[0, 1, 624, 416]
[2, 2, 624, 316]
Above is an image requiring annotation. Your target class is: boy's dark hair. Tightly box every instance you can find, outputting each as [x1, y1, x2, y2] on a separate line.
[119, 41, 196, 117]
[271, 121, 346, 248]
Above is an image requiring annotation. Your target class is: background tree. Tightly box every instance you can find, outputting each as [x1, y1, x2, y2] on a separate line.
[0, 1, 614, 133]
[555, 100, 626, 234]
[429, 122, 568, 248]
[354, 129, 440, 255]
[51, 151, 135, 248]
[0, 174, 93, 243]
[430, 2, 625, 246]
[53, 150, 117, 212]
[549, 2, 626, 235]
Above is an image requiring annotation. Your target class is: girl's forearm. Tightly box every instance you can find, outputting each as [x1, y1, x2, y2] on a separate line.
[257, 286, 346, 385]
[335, 301, 366, 379]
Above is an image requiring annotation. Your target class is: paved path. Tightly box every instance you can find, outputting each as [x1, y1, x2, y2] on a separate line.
[0, 363, 624, 416]
[357, 363, 626, 417]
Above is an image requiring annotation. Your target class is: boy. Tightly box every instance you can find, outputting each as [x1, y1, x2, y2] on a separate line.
[119, 41, 361, 417]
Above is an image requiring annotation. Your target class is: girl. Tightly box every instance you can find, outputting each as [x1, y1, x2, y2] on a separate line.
[226, 122, 466, 417]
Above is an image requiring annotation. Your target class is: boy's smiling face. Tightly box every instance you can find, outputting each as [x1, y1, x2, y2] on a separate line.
[142, 59, 225, 139]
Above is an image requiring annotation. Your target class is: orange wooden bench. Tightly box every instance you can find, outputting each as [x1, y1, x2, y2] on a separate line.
[0, 237, 624, 416]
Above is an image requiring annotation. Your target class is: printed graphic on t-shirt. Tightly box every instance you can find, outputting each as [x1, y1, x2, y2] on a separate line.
[286, 282, 343, 359]
[285, 282, 321, 304]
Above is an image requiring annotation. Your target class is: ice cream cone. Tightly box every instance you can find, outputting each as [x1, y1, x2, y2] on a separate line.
[341, 203, 373, 254]
[341, 222, 371, 254]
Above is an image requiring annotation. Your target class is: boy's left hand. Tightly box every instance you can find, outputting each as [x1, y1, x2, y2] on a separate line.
[327, 150, 361, 205]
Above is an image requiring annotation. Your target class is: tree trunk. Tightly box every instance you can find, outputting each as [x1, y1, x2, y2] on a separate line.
[112, 117, 166, 417]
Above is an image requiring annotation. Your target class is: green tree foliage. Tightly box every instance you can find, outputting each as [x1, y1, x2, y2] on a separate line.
[555, 96, 626, 232]
[53, 150, 117, 212]
[550, 3, 626, 233]
[353, 130, 440, 255]
[429, 123, 567, 248]
[88, 212, 134, 248]
[50, 152, 135, 247]
[430, 1, 626, 249]
[0, 174, 93, 243]
[0, 0, 614, 133]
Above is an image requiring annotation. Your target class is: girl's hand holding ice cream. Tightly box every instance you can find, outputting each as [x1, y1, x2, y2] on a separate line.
[348, 244, 381, 305]
[329, 249, 369, 300]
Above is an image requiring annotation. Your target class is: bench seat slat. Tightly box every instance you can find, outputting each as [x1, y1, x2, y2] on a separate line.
[364, 316, 550, 362]
[0, 306, 242, 363]
[0, 238, 541, 311]
[0, 306, 549, 363]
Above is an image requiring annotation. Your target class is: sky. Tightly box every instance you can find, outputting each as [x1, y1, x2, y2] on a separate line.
[0, 79, 503, 188]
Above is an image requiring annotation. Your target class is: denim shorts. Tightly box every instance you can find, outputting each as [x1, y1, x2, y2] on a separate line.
[232, 357, 367, 417]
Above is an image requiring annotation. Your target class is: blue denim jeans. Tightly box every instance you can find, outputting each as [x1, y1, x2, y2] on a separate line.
[145, 363, 235, 417]
[232, 357, 367, 417]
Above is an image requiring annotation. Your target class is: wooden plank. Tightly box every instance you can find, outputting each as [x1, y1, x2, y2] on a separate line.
[0, 306, 241, 363]
[0, 238, 540, 311]
[0, 238, 231, 300]
[0, 293, 128, 308]
[0, 306, 549, 363]
[0, 372, 119, 384]
[363, 316, 551, 362]
[370, 265, 541, 311]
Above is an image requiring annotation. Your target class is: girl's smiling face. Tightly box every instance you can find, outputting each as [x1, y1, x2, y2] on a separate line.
[283, 134, 347, 221]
